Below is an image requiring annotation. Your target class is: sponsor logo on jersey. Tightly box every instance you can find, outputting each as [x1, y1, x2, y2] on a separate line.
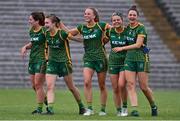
[127, 36, 135, 42]
[112, 41, 126, 45]
[83, 34, 96, 39]
[31, 37, 39, 41]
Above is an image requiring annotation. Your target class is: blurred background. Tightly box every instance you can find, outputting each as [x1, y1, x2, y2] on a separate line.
[0, 0, 179, 89]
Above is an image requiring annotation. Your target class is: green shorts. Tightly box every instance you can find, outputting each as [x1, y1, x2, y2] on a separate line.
[108, 65, 124, 74]
[124, 60, 150, 72]
[83, 59, 107, 73]
[46, 60, 72, 77]
[28, 61, 46, 75]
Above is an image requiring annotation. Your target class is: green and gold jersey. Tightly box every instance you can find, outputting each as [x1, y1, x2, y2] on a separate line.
[126, 23, 149, 61]
[46, 29, 71, 63]
[105, 27, 127, 66]
[77, 22, 107, 61]
[29, 27, 46, 63]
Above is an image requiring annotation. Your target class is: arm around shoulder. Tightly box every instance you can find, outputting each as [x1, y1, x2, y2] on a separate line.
[68, 28, 83, 42]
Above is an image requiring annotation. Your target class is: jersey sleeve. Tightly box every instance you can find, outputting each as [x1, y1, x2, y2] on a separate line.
[60, 29, 68, 41]
[137, 25, 147, 38]
[105, 28, 110, 39]
[98, 22, 107, 31]
[77, 24, 83, 34]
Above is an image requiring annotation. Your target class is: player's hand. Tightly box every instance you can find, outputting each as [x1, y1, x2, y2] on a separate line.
[112, 47, 123, 53]
[20, 46, 27, 58]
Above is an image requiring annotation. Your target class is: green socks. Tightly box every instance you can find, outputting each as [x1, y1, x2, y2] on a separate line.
[100, 104, 106, 112]
[37, 103, 43, 111]
[87, 102, 93, 110]
[117, 107, 121, 112]
[47, 103, 54, 111]
[123, 102, 127, 108]
[150, 101, 156, 108]
[77, 100, 84, 109]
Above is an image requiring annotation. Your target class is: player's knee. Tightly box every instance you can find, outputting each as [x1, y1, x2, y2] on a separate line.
[140, 85, 149, 92]
[47, 84, 54, 92]
[112, 87, 119, 94]
[68, 86, 74, 92]
[127, 82, 135, 90]
[119, 83, 125, 89]
[84, 80, 91, 89]
[34, 83, 41, 90]
[99, 84, 106, 91]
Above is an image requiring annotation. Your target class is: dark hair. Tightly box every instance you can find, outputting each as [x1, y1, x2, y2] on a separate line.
[128, 5, 139, 16]
[31, 12, 45, 26]
[112, 11, 123, 21]
[46, 14, 61, 27]
[87, 7, 99, 22]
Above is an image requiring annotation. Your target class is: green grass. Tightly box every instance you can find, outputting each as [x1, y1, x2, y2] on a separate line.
[0, 88, 180, 120]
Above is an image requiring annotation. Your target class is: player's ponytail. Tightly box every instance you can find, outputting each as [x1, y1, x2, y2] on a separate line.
[38, 12, 45, 26]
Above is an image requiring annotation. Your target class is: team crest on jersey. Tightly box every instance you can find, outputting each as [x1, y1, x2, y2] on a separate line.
[94, 29, 98, 33]
[89, 28, 92, 31]
[47, 38, 61, 48]
[129, 30, 136, 37]
[128, 30, 132, 35]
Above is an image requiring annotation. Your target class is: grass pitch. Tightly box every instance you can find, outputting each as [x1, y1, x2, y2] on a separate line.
[0, 88, 179, 120]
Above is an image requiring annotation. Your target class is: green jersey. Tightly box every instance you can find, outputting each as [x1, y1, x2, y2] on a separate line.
[29, 27, 46, 63]
[46, 29, 71, 63]
[77, 22, 107, 61]
[126, 23, 148, 61]
[105, 27, 127, 66]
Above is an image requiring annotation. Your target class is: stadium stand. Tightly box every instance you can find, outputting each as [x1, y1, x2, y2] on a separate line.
[155, 0, 180, 36]
[0, 0, 180, 89]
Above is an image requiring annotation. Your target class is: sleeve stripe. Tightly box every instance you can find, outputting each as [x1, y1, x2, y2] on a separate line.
[76, 28, 81, 35]
[138, 34, 145, 37]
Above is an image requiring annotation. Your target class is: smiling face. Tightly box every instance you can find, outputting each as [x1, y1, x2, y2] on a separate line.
[45, 18, 54, 31]
[28, 15, 39, 27]
[112, 15, 123, 28]
[128, 10, 138, 24]
[84, 8, 95, 23]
